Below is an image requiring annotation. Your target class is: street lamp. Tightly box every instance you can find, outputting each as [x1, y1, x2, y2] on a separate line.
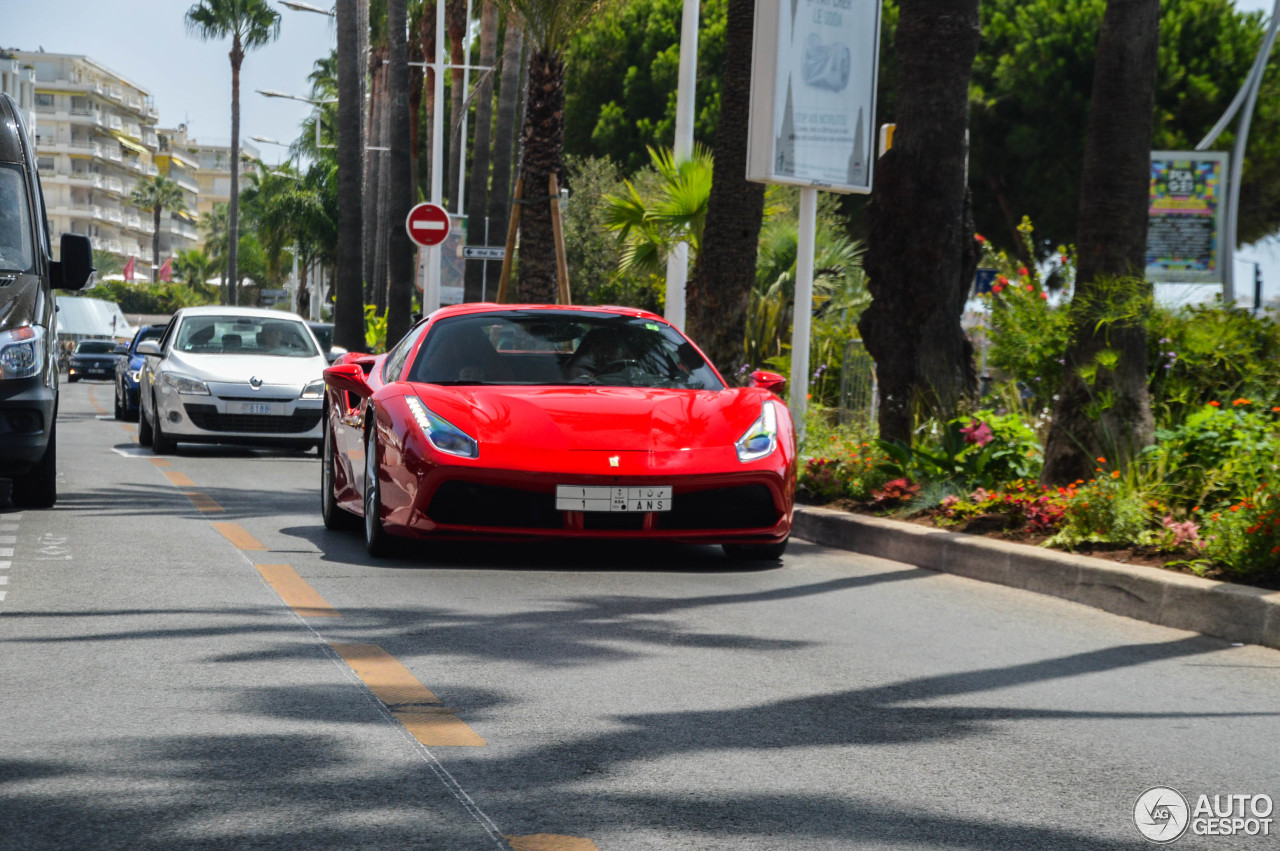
[279, 1, 334, 16]
[257, 89, 337, 150]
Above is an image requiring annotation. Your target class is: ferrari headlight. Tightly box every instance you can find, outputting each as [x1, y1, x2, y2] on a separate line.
[161, 371, 211, 395]
[300, 379, 326, 400]
[406, 395, 478, 459]
[0, 325, 44, 380]
[735, 400, 778, 462]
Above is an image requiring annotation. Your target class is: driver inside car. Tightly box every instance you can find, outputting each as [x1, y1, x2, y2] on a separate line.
[565, 326, 649, 382]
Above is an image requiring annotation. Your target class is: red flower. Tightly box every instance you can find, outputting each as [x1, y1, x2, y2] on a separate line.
[1208, 401, 1221, 407]
[975, 234, 987, 243]
[1039, 292, 1048, 300]
[1018, 266, 1029, 277]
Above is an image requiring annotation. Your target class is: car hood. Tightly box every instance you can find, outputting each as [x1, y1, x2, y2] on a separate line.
[163, 351, 327, 387]
[0, 275, 42, 334]
[414, 385, 772, 452]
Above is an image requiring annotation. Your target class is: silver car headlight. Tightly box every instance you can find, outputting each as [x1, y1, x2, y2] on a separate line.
[300, 378, 326, 401]
[406, 396, 479, 459]
[161, 371, 211, 395]
[735, 400, 779, 462]
[0, 325, 44, 380]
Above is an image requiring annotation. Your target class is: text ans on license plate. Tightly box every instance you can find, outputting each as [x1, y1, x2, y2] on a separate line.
[237, 402, 282, 415]
[555, 485, 673, 512]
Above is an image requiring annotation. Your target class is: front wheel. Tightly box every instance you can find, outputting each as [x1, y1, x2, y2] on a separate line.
[137, 397, 153, 446]
[113, 382, 125, 420]
[363, 422, 393, 556]
[150, 400, 176, 454]
[12, 420, 56, 508]
[723, 538, 789, 562]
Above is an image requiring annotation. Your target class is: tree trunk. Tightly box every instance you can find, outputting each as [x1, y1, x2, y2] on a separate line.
[409, 13, 426, 196]
[487, 14, 524, 291]
[446, 0, 468, 211]
[1041, 0, 1159, 485]
[298, 257, 311, 320]
[420, 0, 438, 195]
[228, 40, 244, 307]
[464, 0, 499, 302]
[335, 0, 368, 352]
[858, 0, 981, 445]
[364, 45, 387, 302]
[513, 47, 563, 304]
[686, 0, 766, 376]
[387, 0, 416, 347]
[373, 59, 391, 312]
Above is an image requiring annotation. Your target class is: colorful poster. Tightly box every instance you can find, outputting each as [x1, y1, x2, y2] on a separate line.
[1146, 151, 1228, 284]
[747, 0, 880, 194]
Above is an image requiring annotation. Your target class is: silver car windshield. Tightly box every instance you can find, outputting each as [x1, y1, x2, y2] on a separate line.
[174, 316, 319, 358]
[0, 165, 34, 274]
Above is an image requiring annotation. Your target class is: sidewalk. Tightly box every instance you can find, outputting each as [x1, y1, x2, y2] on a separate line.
[794, 506, 1280, 651]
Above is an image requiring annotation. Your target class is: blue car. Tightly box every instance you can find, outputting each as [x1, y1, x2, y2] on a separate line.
[113, 323, 167, 421]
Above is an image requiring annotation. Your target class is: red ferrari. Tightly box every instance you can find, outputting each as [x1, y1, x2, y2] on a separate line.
[320, 304, 796, 559]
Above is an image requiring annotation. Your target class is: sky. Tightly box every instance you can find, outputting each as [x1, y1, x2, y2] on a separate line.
[7, 0, 1280, 305]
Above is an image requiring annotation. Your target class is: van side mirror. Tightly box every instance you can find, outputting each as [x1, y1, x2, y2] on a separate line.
[51, 234, 95, 290]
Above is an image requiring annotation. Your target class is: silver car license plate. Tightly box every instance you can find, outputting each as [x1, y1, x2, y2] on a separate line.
[555, 485, 672, 512]
[236, 402, 283, 415]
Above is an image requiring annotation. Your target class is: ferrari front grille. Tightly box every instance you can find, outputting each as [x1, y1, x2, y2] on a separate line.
[428, 481, 562, 528]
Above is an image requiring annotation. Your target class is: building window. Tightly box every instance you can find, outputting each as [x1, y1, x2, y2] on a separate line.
[35, 93, 54, 109]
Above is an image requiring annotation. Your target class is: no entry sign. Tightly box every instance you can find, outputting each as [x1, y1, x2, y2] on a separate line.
[405, 202, 451, 247]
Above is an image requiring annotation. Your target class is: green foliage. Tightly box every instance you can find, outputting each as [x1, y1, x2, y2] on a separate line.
[564, 0, 726, 171]
[970, 0, 1280, 255]
[603, 145, 713, 276]
[979, 218, 1074, 411]
[1144, 403, 1280, 508]
[1043, 466, 1157, 550]
[81, 281, 214, 314]
[1147, 304, 1280, 423]
[877, 411, 1042, 493]
[1199, 483, 1280, 579]
[561, 155, 662, 310]
[364, 303, 388, 353]
[796, 406, 891, 503]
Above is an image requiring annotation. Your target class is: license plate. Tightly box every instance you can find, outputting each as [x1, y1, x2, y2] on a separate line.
[556, 485, 672, 513]
[236, 402, 282, 415]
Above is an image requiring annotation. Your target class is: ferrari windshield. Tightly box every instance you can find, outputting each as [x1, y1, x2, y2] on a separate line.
[408, 311, 725, 390]
[173, 316, 319, 357]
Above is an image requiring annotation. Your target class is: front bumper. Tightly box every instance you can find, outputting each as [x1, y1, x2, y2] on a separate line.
[0, 376, 55, 476]
[155, 382, 323, 445]
[68, 359, 118, 380]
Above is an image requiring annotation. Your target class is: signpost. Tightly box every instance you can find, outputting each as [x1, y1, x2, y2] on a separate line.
[746, 0, 880, 446]
[462, 246, 505, 260]
[406, 202, 451, 248]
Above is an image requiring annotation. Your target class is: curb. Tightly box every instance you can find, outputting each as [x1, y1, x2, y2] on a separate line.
[794, 506, 1280, 652]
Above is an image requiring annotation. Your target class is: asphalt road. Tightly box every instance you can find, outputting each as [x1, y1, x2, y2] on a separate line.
[1, 379, 1277, 850]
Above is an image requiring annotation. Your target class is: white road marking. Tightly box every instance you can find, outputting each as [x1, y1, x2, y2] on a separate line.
[0, 549, 12, 558]
[0, 524, 18, 532]
[0, 536, 13, 545]
[0, 576, 8, 584]
[112, 446, 153, 458]
[0, 561, 9, 570]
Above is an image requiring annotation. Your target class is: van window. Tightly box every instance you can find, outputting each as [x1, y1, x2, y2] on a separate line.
[0, 165, 35, 273]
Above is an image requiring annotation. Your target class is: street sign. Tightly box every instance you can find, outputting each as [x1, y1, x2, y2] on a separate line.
[405, 202, 451, 247]
[462, 246, 506, 260]
[260, 288, 288, 298]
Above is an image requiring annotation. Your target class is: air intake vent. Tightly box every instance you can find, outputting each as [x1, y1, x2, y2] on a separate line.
[0, 276, 15, 287]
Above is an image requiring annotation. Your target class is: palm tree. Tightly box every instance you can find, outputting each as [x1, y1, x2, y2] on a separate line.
[685, 0, 767, 375]
[602, 145, 713, 279]
[486, 10, 524, 292]
[497, 0, 602, 302]
[446, 0, 469, 211]
[386, 0, 416, 345]
[1041, 0, 1160, 485]
[129, 175, 187, 283]
[334, 0, 367, 351]
[463, 0, 500, 301]
[858, 0, 982, 444]
[185, 0, 282, 306]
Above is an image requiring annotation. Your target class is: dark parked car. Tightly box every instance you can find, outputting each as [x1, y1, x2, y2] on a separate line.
[67, 339, 119, 383]
[0, 92, 94, 507]
[307, 321, 348, 364]
[113, 323, 167, 420]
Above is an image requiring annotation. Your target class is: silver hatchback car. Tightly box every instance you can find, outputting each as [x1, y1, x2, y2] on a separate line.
[137, 306, 329, 453]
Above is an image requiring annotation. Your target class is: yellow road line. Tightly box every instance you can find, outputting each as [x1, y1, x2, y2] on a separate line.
[184, 492, 223, 513]
[149, 458, 171, 467]
[211, 522, 267, 551]
[255, 564, 341, 618]
[506, 836, 600, 851]
[329, 642, 486, 746]
[163, 471, 197, 487]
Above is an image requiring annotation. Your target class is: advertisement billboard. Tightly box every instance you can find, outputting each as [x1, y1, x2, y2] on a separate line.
[746, 0, 881, 194]
[1146, 151, 1228, 284]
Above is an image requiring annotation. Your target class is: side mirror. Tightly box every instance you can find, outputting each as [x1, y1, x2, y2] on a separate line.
[51, 234, 95, 290]
[748, 369, 787, 395]
[324, 362, 374, 398]
[136, 340, 163, 357]
[113, 344, 129, 355]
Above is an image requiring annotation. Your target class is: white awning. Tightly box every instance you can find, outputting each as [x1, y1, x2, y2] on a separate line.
[54, 295, 136, 340]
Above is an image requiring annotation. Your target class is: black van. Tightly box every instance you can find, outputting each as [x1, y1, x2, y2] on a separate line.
[0, 92, 94, 507]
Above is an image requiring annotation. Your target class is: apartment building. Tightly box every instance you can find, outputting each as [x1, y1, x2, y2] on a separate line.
[161, 123, 261, 222]
[0, 51, 36, 132]
[152, 131, 202, 257]
[12, 50, 168, 278]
